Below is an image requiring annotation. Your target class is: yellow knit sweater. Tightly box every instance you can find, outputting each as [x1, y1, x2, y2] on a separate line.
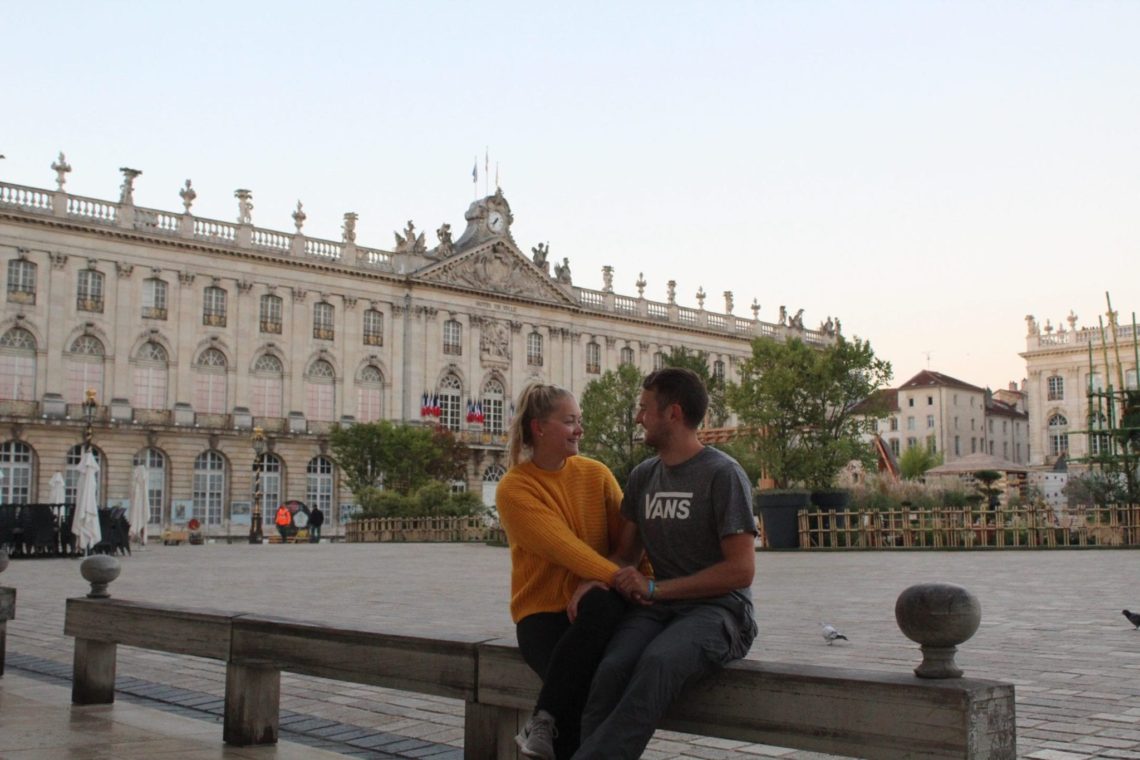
[497, 456, 624, 623]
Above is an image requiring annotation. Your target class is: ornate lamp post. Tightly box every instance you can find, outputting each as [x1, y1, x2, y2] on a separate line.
[82, 389, 97, 452]
[249, 427, 266, 544]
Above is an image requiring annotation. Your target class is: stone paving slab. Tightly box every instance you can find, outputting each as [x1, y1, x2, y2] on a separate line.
[2, 543, 1139, 758]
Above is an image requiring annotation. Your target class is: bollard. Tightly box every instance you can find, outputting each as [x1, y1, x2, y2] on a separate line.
[895, 582, 981, 678]
[80, 555, 121, 598]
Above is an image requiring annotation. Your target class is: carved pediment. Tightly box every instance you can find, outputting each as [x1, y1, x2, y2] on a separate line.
[414, 242, 576, 306]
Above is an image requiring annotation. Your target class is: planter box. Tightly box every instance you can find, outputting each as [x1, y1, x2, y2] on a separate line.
[755, 491, 810, 549]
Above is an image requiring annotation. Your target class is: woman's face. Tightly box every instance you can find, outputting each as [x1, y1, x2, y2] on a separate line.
[533, 395, 584, 462]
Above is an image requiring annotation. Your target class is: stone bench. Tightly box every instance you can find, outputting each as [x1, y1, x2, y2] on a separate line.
[64, 558, 1015, 759]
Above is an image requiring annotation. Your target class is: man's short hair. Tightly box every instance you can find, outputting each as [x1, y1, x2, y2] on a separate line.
[642, 367, 708, 429]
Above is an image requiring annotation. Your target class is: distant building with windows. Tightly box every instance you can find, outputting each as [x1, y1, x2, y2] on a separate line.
[864, 370, 1029, 466]
[0, 161, 837, 537]
[1020, 310, 1138, 467]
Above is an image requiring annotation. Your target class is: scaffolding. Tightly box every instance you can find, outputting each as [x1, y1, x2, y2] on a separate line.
[1069, 293, 1140, 503]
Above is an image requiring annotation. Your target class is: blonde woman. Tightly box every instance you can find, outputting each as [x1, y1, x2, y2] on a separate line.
[496, 384, 631, 760]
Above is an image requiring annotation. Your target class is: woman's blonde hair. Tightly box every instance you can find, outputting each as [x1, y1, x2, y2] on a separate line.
[507, 383, 574, 467]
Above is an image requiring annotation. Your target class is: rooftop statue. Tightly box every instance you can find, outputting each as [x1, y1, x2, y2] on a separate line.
[234, 189, 253, 224]
[342, 212, 358, 244]
[119, 168, 142, 205]
[179, 179, 196, 213]
[394, 220, 426, 254]
[531, 242, 549, 271]
[436, 223, 454, 257]
[553, 257, 572, 284]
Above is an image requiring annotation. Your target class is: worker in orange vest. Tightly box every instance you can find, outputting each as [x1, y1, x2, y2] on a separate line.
[274, 504, 293, 543]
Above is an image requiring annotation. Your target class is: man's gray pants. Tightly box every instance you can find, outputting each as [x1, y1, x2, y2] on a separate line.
[573, 600, 753, 759]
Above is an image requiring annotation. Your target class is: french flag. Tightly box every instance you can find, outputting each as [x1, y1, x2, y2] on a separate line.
[466, 399, 475, 423]
[432, 394, 442, 417]
[474, 401, 485, 424]
[420, 392, 429, 417]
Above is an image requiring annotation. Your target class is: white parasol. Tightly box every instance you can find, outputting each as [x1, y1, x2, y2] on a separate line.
[49, 471, 66, 505]
[129, 465, 149, 546]
[70, 451, 102, 554]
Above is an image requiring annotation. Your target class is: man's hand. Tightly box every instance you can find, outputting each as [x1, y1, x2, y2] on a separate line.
[567, 580, 608, 622]
[612, 566, 653, 606]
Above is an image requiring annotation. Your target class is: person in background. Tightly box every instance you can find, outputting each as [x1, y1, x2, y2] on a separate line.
[308, 505, 324, 543]
[274, 504, 292, 543]
[496, 384, 633, 760]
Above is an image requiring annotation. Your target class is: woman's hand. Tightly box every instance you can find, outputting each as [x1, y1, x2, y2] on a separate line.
[567, 580, 608, 622]
[612, 566, 653, 606]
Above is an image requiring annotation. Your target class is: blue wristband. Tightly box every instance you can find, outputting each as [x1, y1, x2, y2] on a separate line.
[647, 579, 656, 599]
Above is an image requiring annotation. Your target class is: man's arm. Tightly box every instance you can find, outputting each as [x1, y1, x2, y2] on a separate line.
[568, 519, 644, 621]
[613, 532, 754, 602]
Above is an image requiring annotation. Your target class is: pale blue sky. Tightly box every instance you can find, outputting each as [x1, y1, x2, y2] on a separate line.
[4, 1, 1138, 389]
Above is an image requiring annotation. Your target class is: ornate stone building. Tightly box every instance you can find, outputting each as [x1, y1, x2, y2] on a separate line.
[1020, 309, 1138, 467]
[0, 160, 834, 538]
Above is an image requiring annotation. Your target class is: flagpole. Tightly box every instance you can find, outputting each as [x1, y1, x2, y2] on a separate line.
[473, 155, 478, 200]
[484, 147, 489, 197]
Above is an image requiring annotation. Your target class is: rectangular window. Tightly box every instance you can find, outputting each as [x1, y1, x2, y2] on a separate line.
[906, 437, 917, 450]
[586, 342, 601, 374]
[260, 295, 282, 333]
[313, 302, 334, 340]
[1047, 376, 1064, 401]
[363, 310, 383, 346]
[926, 436, 936, 453]
[906, 416, 915, 431]
[889, 439, 900, 456]
[927, 396, 933, 406]
[77, 269, 104, 312]
[971, 418, 976, 431]
[889, 417, 898, 432]
[971, 437, 977, 454]
[443, 320, 462, 355]
[203, 287, 226, 327]
[1003, 442, 1008, 458]
[527, 332, 543, 367]
[7, 259, 36, 303]
[926, 415, 934, 429]
[908, 398, 915, 407]
[954, 436, 961, 456]
[142, 279, 167, 319]
[989, 441, 994, 455]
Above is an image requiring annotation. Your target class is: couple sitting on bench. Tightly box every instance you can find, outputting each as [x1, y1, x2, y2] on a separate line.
[497, 368, 757, 760]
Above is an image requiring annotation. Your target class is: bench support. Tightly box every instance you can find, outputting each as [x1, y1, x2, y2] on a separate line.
[463, 701, 526, 760]
[223, 662, 281, 745]
[0, 586, 14, 677]
[72, 638, 117, 704]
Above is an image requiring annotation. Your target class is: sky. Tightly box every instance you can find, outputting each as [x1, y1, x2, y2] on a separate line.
[3, 1, 1138, 390]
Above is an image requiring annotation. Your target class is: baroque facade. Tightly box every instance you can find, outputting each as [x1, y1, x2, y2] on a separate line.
[1020, 310, 1139, 467]
[0, 161, 834, 538]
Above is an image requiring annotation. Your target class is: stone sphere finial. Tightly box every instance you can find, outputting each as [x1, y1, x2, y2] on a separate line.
[895, 582, 981, 678]
[80, 555, 121, 599]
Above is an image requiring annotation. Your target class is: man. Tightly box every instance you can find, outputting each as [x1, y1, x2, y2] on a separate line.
[573, 367, 757, 759]
[308, 505, 324, 543]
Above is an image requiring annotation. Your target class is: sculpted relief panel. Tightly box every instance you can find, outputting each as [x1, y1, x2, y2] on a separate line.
[434, 246, 535, 298]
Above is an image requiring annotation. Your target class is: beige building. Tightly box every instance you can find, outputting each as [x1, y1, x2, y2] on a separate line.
[870, 370, 1029, 466]
[1020, 310, 1139, 467]
[0, 161, 835, 538]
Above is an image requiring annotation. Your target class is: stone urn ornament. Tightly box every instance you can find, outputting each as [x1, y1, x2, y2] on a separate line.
[80, 555, 121, 599]
[895, 582, 981, 678]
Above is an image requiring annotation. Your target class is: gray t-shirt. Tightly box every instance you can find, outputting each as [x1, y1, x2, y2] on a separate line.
[621, 446, 757, 604]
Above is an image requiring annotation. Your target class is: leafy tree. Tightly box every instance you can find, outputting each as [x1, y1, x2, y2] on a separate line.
[898, 445, 943, 480]
[663, 347, 729, 427]
[972, 470, 1003, 510]
[329, 420, 468, 498]
[727, 335, 892, 489]
[579, 363, 651, 484]
[1063, 470, 1127, 507]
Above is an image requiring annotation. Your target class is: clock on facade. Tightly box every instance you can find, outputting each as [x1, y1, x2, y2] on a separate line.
[487, 211, 505, 233]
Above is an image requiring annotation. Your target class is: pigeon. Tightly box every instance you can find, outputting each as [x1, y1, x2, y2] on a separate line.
[1123, 610, 1140, 629]
[821, 622, 848, 645]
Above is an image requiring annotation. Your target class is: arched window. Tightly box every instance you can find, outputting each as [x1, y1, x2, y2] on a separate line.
[192, 450, 226, 526]
[307, 456, 334, 515]
[305, 360, 336, 421]
[0, 441, 33, 504]
[443, 319, 462, 355]
[357, 365, 383, 423]
[0, 327, 37, 400]
[619, 346, 634, 366]
[132, 448, 166, 525]
[250, 354, 283, 418]
[1047, 375, 1064, 401]
[194, 348, 228, 414]
[254, 453, 283, 514]
[1047, 414, 1069, 458]
[313, 302, 334, 340]
[260, 294, 282, 334]
[1089, 411, 1110, 456]
[363, 309, 384, 346]
[132, 341, 168, 410]
[482, 378, 506, 434]
[142, 278, 168, 319]
[203, 286, 227, 326]
[482, 463, 506, 507]
[439, 374, 462, 431]
[66, 335, 105, 403]
[65, 445, 102, 506]
[527, 332, 543, 367]
[586, 341, 601, 374]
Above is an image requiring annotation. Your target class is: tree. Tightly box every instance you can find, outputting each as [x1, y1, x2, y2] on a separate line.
[579, 363, 651, 484]
[663, 347, 729, 427]
[329, 420, 469, 500]
[727, 335, 892, 489]
[898, 445, 943, 480]
[972, 470, 1003, 510]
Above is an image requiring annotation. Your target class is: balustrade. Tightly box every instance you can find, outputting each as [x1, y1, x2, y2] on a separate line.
[0, 183, 52, 212]
[66, 195, 116, 223]
[194, 218, 237, 243]
[251, 227, 290, 251]
[304, 238, 342, 260]
[614, 295, 637, 313]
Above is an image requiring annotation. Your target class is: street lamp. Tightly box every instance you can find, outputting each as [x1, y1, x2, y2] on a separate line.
[82, 388, 97, 452]
[249, 427, 266, 544]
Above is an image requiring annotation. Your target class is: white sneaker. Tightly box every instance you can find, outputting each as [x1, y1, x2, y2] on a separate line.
[515, 709, 557, 760]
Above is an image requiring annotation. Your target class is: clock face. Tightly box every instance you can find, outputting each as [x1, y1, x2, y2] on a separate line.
[488, 211, 505, 233]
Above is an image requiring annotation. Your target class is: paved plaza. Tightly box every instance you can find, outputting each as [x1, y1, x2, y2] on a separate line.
[2, 543, 1139, 759]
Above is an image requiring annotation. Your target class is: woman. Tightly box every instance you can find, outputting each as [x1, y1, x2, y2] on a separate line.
[496, 384, 631, 760]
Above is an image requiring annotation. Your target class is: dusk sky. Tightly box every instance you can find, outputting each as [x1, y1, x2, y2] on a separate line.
[4, 1, 1138, 390]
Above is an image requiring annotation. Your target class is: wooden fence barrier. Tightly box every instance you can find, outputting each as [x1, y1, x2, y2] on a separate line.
[346, 515, 501, 543]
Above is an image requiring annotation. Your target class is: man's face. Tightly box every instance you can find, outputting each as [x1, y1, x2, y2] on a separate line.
[635, 389, 669, 450]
